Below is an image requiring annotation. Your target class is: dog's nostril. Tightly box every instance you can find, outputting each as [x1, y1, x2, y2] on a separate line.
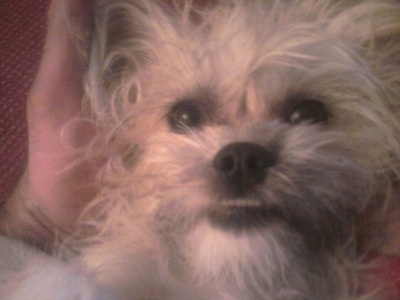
[213, 142, 277, 193]
[217, 153, 236, 175]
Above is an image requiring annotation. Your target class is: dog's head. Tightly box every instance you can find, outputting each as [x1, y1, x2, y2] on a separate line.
[82, 0, 400, 298]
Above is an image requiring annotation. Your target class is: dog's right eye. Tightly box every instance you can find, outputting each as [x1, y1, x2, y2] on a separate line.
[286, 100, 329, 125]
[168, 100, 204, 133]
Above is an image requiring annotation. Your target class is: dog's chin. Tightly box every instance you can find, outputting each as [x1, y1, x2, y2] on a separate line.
[184, 216, 304, 297]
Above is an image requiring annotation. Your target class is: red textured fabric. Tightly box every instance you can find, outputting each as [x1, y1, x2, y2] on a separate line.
[371, 255, 400, 299]
[0, 0, 50, 203]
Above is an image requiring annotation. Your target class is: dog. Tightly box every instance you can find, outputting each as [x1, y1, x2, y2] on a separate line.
[1, 0, 400, 299]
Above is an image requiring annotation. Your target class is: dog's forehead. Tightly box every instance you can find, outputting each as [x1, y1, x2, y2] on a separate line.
[138, 1, 367, 117]
[167, 3, 355, 64]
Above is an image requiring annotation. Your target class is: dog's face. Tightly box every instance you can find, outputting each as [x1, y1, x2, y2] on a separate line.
[83, 0, 400, 298]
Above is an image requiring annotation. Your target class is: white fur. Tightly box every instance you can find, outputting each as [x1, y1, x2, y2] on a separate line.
[2, 0, 400, 299]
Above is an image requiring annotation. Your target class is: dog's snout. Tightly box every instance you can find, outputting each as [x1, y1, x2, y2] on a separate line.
[213, 142, 277, 194]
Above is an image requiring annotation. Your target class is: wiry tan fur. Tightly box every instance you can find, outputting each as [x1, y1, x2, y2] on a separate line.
[1, 0, 400, 299]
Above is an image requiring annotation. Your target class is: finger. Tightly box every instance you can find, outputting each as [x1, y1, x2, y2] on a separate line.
[28, 0, 94, 126]
[25, 0, 97, 236]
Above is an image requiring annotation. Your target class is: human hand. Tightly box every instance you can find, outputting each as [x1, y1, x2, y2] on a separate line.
[0, 0, 97, 251]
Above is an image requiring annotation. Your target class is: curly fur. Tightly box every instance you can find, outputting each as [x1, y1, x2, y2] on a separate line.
[2, 0, 400, 299]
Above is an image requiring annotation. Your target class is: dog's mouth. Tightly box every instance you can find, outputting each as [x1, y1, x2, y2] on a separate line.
[207, 199, 283, 232]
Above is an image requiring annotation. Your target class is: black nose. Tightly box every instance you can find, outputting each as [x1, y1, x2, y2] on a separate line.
[213, 142, 277, 195]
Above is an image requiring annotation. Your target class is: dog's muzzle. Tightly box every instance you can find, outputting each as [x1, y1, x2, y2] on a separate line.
[209, 142, 279, 231]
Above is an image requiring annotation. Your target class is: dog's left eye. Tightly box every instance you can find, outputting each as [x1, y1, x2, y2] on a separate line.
[287, 100, 329, 125]
[168, 100, 204, 132]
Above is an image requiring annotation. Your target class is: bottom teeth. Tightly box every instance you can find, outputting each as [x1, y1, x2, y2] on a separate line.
[207, 200, 277, 231]
[219, 199, 262, 208]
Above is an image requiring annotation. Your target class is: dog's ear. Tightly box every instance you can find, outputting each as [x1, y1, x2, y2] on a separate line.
[85, 1, 149, 113]
[330, 2, 400, 47]
[331, 2, 400, 88]
[85, 0, 216, 114]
